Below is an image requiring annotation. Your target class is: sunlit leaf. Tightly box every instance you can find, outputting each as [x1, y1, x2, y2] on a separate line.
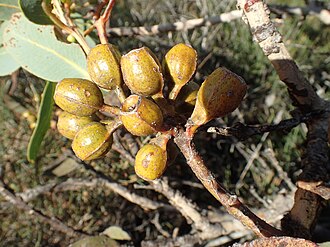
[0, 46, 20, 76]
[27, 81, 56, 163]
[0, 0, 20, 20]
[19, 0, 52, 25]
[102, 226, 131, 241]
[3, 13, 89, 81]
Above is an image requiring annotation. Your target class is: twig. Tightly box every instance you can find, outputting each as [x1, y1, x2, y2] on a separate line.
[109, 10, 241, 37]
[112, 132, 135, 164]
[236, 132, 269, 191]
[93, 0, 116, 44]
[16, 177, 167, 211]
[0, 180, 86, 238]
[262, 148, 296, 191]
[269, 5, 330, 25]
[42, 1, 90, 54]
[151, 212, 171, 238]
[207, 112, 315, 140]
[173, 127, 283, 237]
[107, 5, 329, 37]
[151, 177, 223, 240]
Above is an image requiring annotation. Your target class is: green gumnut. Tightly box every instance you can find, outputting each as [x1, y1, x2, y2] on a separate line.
[72, 122, 113, 161]
[54, 78, 104, 116]
[87, 44, 123, 90]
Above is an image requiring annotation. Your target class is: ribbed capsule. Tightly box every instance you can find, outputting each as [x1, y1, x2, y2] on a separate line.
[135, 143, 167, 181]
[120, 95, 163, 136]
[72, 122, 113, 161]
[163, 43, 197, 100]
[121, 47, 164, 96]
[57, 111, 94, 140]
[87, 44, 122, 90]
[54, 78, 104, 116]
[189, 67, 247, 127]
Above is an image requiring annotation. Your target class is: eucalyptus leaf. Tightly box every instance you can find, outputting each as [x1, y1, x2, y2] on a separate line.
[0, 46, 20, 76]
[19, 0, 52, 25]
[0, 20, 9, 44]
[0, 0, 20, 20]
[27, 81, 56, 163]
[3, 13, 89, 81]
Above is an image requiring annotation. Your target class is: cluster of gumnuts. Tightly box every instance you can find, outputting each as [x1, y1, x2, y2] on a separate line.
[54, 43, 247, 181]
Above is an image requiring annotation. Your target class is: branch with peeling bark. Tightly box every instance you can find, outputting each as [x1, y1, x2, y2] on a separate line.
[236, 0, 330, 239]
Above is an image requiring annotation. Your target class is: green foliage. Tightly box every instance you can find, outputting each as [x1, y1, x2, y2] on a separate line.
[27, 81, 56, 163]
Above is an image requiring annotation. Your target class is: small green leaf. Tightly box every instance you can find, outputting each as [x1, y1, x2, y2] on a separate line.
[19, 0, 52, 25]
[70, 236, 119, 247]
[27, 81, 56, 163]
[0, 0, 20, 20]
[102, 226, 131, 241]
[0, 46, 20, 76]
[3, 13, 89, 81]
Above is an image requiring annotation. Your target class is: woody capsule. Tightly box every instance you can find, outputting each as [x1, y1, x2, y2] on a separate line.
[188, 67, 247, 134]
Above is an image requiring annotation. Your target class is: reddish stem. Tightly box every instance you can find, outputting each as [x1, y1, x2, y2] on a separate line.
[94, 0, 116, 44]
[173, 127, 283, 237]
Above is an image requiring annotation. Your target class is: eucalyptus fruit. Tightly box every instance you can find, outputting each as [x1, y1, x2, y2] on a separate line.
[120, 95, 163, 136]
[121, 47, 164, 96]
[135, 143, 167, 180]
[54, 78, 104, 116]
[87, 44, 122, 90]
[189, 67, 247, 127]
[57, 111, 94, 140]
[53, 43, 248, 180]
[163, 43, 197, 100]
[72, 122, 113, 161]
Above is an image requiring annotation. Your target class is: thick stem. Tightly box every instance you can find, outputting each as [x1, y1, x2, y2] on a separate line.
[236, 0, 324, 112]
[236, 0, 330, 238]
[173, 128, 283, 237]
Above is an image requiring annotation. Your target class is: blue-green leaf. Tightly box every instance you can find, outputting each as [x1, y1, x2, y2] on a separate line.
[0, 0, 20, 20]
[3, 13, 89, 81]
[27, 81, 56, 163]
[0, 46, 20, 76]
